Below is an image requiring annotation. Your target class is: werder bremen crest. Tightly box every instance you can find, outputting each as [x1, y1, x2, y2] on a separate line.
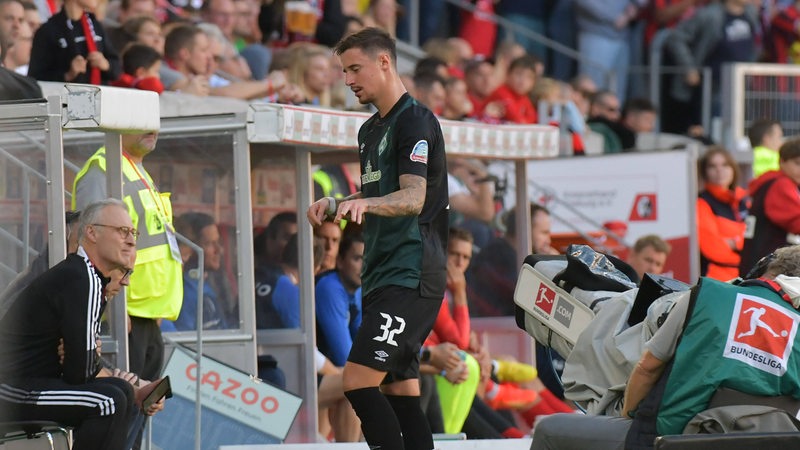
[361, 160, 382, 185]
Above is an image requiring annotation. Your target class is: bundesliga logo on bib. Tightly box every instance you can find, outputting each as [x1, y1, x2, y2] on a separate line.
[724, 293, 798, 376]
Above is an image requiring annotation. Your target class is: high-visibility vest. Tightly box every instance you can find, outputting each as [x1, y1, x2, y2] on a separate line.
[72, 148, 183, 320]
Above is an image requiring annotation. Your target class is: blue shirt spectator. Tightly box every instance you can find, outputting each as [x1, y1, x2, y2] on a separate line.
[315, 270, 362, 366]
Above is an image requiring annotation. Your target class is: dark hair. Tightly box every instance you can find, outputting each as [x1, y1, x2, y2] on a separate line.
[590, 90, 617, 109]
[333, 27, 396, 65]
[253, 211, 297, 260]
[622, 97, 657, 118]
[505, 203, 549, 237]
[175, 212, 215, 243]
[508, 54, 540, 74]
[413, 56, 447, 77]
[282, 233, 299, 268]
[413, 71, 445, 94]
[449, 226, 474, 245]
[463, 57, 492, 76]
[698, 146, 739, 189]
[164, 24, 203, 60]
[122, 15, 159, 42]
[748, 118, 781, 147]
[780, 138, 800, 161]
[337, 232, 364, 262]
[20, 0, 35, 11]
[121, 43, 162, 75]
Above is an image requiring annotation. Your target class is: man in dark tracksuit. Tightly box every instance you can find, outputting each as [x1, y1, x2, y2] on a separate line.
[0, 199, 137, 450]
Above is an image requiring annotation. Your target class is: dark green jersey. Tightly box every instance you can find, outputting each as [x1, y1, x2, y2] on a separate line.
[358, 93, 449, 297]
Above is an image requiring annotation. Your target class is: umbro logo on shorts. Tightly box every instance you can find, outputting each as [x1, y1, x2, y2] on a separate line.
[374, 350, 389, 362]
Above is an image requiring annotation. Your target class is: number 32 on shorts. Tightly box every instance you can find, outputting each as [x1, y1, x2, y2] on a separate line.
[373, 313, 406, 346]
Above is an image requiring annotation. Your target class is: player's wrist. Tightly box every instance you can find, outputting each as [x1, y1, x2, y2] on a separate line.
[324, 197, 336, 216]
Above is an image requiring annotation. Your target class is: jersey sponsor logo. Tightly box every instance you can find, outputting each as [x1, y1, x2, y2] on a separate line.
[723, 293, 798, 376]
[361, 161, 381, 185]
[410, 140, 429, 164]
[535, 283, 556, 315]
[372, 312, 406, 347]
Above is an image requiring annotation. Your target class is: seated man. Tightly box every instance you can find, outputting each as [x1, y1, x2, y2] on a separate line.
[626, 234, 671, 282]
[316, 232, 364, 367]
[532, 245, 800, 449]
[0, 199, 137, 450]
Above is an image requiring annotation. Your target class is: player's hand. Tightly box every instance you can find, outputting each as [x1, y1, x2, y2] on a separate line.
[307, 197, 331, 226]
[86, 51, 110, 71]
[112, 368, 140, 385]
[145, 396, 166, 416]
[335, 198, 367, 224]
[444, 361, 469, 384]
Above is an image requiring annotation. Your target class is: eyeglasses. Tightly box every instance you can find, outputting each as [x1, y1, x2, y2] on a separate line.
[92, 224, 140, 240]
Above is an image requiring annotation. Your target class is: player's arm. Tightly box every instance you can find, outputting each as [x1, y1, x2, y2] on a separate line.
[335, 174, 425, 224]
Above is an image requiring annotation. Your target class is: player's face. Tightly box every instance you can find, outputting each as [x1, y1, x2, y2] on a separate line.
[447, 237, 472, 274]
[628, 245, 667, 279]
[337, 241, 364, 290]
[340, 47, 390, 105]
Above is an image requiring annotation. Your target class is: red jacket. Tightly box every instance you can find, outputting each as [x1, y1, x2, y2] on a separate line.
[750, 170, 800, 234]
[697, 183, 748, 281]
[482, 84, 538, 124]
[424, 291, 470, 350]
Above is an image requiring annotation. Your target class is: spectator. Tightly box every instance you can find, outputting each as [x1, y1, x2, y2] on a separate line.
[0, 28, 40, 98]
[492, 40, 526, 89]
[447, 157, 495, 226]
[315, 219, 342, 273]
[202, 0, 270, 80]
[740, 138, 800, 275]
[533, 77, 587, 154]
[463, 57, 495, 118]
[413, 71, 446, 116]
[467, 203, 557, 317]
[199, 21, 252, 81]
[574, 0, 641, 103]
[104, 0, 156, 49]
[532, 245, 800, 450]
[697, 146, 748, 281]
[0, 199, 137, 450]
[496, 0, 547, 59]
[457, 0, 496, 58]
[441, 76, 473, 120]
[481, 54, 539, 124]
[766, 0, 800, 63]
[21, 0, 41, 33]
[621, 97, 658, 134]
[165, 212, 231, 332]
[110, 42, 164, 93]
[643, 0, 706, 49]
[233, 0, 271, 79]
[254, 211, 297, 329]
[587, 89, 636, 153]
[287, 43, 332, 106]
[4, 13, 30, 74]
[316, 232, 364, 367]
[72, 132, 183, 386]
[663, 0, 758, 135]
[749, 118, 784, 178]
[626, 234, 671, 281]
[0, 0, 25, 42]
[569, 73, 598, 119]
[29, 0, 120, 84]
[413, 54, 449, 79]
[362, 0, 396, 37]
